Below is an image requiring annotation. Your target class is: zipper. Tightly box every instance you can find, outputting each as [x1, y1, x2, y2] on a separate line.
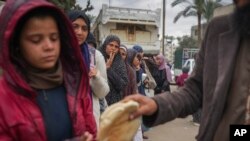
[42, 90, 48, 101]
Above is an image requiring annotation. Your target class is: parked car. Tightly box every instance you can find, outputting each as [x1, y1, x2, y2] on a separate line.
[183, 59, 195, 75]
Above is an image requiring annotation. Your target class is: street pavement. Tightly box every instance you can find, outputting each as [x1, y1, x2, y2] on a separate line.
[143, 85, 199, 141]
[144, 116, 199, 141]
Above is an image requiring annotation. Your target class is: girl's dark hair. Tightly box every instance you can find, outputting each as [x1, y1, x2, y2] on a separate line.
[10, 7, 71, 73]
[12, 7, 61, 51]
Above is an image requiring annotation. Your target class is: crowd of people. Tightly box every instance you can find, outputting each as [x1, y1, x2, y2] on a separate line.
[0, 0, 172, 141]
[1, 0, 249, 141]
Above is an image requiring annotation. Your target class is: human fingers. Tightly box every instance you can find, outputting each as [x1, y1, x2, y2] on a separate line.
[81, 132, 93, 141]
[122, 94, 149, 119]
[122, 94, 143, 103]
[123, 94, 158, 119]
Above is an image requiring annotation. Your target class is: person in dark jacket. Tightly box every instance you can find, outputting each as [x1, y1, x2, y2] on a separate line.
[99, 35, 128, 105]
[0, 0, 96, 141]
[119, 45, 137, 97]
[153, 54, 171, 94]
[127, 48, 146, 96]
[124, 0, 250, 141]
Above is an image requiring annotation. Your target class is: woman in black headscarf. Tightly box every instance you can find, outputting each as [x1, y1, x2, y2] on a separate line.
[99, 35, 128, 105]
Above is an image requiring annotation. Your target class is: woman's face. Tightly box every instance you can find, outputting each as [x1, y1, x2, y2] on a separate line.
[105, 41, 119, 55]
[154, 56, 162, 66]
[20, 16, 60, 70]
[119, 48, 127, 60]
[72, 18, 88, 45]
[132, 54, 140, 67]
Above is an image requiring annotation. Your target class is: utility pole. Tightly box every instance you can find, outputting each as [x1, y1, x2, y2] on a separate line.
[162, 0, 166, 55]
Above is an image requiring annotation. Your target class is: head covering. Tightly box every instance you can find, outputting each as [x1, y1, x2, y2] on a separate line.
[126, 49, 137, 67]
[0, 0, 89, 97]
[98, 35, 128, 105]
[157, 54, 167, 70]
[120, 44, 127, 52]
[132, 45, 143, 53]
[99, 35, 121, 60]
[67, 10, 90, 36]
[86, 32, 97, 48]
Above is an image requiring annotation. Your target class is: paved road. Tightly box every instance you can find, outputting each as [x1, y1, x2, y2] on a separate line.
[144, 85, 199, 141]
[144, 116, 199, 141]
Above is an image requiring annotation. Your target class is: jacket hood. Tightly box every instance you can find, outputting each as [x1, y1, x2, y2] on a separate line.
[0, 0, 88, 97]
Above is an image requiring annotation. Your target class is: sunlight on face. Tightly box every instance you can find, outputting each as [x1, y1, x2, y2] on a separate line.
[20, 16, 60, 70]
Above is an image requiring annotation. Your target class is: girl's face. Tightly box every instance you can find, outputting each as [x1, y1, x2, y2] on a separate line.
[72, 18, 88, 45]
[132, 54, 140, 67]
[119, 48, 127, 60]
[20, 16, 60, 70]
[105, 41, 119, 55]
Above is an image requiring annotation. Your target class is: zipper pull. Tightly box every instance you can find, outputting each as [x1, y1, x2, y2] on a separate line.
[43, 90, 48, 101]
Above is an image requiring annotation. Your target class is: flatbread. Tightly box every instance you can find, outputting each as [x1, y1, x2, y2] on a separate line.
[97, 100, 141, 141]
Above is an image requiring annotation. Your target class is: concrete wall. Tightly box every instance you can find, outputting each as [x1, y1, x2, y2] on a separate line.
[97, 22, 159, 51]
[213, 4, 235, 18]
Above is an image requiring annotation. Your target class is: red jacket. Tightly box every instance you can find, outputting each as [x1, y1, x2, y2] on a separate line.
[0, 0, 96, 140]
[176, 73, 189, 87]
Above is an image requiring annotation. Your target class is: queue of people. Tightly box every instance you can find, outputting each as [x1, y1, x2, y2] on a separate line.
[4, 0, 249, 141]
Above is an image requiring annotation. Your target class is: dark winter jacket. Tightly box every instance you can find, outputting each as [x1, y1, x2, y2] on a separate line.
[99, 35, 128, 105]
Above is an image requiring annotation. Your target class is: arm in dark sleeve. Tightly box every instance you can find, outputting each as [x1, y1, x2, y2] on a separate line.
[142, 23, 209, 127]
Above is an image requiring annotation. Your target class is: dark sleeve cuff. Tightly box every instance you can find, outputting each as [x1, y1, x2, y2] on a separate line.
[142, 98, 159, 127]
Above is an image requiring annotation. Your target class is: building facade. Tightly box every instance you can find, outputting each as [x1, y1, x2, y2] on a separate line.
[92, 4, 161, 54]
[190, 4, 234, 41]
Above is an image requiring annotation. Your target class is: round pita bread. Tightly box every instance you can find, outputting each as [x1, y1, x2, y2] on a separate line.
[97, 100, 141, 141]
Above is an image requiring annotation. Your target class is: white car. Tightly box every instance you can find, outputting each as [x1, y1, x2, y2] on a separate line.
[183, 59, 195, 75]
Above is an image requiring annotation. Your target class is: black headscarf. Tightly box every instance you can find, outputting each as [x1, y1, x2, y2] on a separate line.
[99, 35, 121, 60]
[99, 35, 128, 105]
[67, 10, 90, 36]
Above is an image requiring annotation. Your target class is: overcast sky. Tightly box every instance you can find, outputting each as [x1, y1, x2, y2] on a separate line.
[77, 0, 233, 37]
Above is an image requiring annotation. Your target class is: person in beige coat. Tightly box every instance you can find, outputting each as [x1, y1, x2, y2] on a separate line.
[87, 33, 110, 128]
[68, 10, 110, 128]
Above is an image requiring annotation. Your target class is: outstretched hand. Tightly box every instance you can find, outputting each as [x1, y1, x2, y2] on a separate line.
[122, 94, 158, 120]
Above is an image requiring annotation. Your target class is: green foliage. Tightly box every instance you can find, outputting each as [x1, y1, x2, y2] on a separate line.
[174, 35, 198, 69]
[47, 0, 76, 11]
[203, 0, 222, 22]
[177, 35, 198, 49]
[174, 47, 183, 69]
[83, 0, 94, 12]
[171, 0, 223, 46]
[47, 0, 94, 12]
